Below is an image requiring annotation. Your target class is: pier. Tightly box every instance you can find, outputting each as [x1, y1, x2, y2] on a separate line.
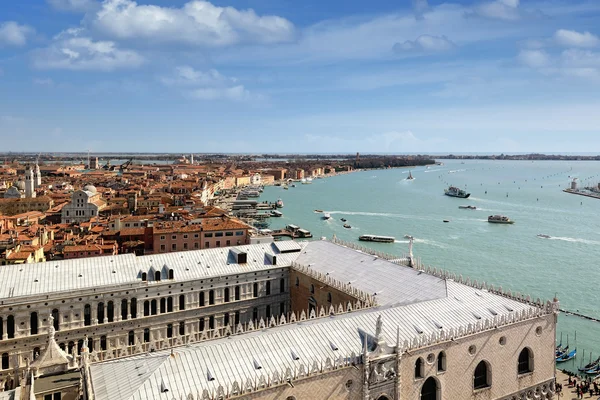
[563, 189, 600, 200]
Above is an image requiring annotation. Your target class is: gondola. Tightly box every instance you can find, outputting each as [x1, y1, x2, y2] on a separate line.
[556, 348, 576, 363]
[578, 356, 600, 372]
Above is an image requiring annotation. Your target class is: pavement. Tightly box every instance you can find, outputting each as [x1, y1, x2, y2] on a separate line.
[555, 369, 600, 399]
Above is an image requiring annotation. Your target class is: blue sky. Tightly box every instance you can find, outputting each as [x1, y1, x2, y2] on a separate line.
[1, 0, 600, 153]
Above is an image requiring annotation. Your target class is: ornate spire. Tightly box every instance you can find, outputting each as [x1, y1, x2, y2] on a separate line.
[375, 314, 383, 340]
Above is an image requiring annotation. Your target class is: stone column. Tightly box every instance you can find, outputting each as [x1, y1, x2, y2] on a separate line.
[103, 303, 108, 324]
[3, 318, 8, 340]
[92, 304, 98, 325]
[115, 301, 121, 322]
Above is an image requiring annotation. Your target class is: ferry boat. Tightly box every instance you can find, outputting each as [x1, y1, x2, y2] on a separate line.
[444, 186, 470, 198]
[407, 170, 414, 180]
[276, 198, 284, 208]
[488, 215, 514, 224]
[322, 212, 331, 220]
[359, 235, 395, 243]
[537, 234, 551, 239]
[459, 205, 477, 210]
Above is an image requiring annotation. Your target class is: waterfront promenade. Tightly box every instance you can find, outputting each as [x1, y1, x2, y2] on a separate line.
[556, 369, 600, 399]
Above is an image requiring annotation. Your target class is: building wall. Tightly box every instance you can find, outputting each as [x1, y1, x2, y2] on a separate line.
[202, 229, 248, 249]
[289, 269, 361, 315]
[0, 267, 291, 381]
[240, 366, 363, 400]
[399, 313, 556, 400]
[61, 191, 101, 224]
[0, 197, 54, 216]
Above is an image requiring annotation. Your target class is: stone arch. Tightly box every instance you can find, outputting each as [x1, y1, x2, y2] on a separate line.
[376, 395, 391, 400]
[415, 357, 424, 378]
[421, 376, 440, 400]
[518, 347, 533, 374]
[474, 360, 491, 389]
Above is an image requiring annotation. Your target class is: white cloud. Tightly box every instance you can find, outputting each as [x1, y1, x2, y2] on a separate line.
[393, 34, 455, 52]
[161, 65, 255, 101]
[90, 0, 295, 47]
[47, 0, 98, 12]
[33, 78, 55, 86]
[470, 0, 521, 21]
[554, 29, 600, 48]
[517, 49, 549, 68]
[561, 49, 600, 67]
[0, 21, 35, 47]
[412, 0, 429, 20]
[31, 29, 143, 71]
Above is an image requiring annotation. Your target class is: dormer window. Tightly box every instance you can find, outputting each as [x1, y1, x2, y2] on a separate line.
[155, 271, 161, 281]
[168, 269, 174, 280]
[141, 272, 147, 281]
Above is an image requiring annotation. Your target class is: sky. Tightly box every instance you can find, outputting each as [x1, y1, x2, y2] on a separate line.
[1, 0, 600, 153]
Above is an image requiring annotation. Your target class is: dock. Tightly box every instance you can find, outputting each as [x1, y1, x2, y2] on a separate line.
[563, 189, 600, 200]
[271, 225, 313, 239]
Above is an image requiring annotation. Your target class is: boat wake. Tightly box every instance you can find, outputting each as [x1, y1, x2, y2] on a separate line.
[549, 237, 600, 245]
[326, 210, 433, 221]
[394, 238, 447, 248]
[424, 168, 445, 173]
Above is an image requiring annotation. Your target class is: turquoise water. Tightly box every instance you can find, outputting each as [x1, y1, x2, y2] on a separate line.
[260, 160, 600, 372]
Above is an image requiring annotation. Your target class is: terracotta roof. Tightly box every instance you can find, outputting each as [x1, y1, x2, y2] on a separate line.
[202, 217, 250, 232]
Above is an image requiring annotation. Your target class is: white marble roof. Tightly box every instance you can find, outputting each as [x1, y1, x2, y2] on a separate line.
[89, 279, 538, 400]
[0, 243, 307, 301]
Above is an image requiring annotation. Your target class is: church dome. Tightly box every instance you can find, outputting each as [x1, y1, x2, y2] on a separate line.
[83, 184, 97, 194]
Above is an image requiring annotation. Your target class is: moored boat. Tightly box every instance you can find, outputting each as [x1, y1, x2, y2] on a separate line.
[276, 198, 284, 208]
[359, 235, 395, 243]
[270, 210, 283, 217]
[488, 215, 514, 224]
[444, 186, 470, 198]
[556, 348, 576, 363]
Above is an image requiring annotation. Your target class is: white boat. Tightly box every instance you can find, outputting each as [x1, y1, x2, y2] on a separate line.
[301, 178, 308, 184]
[488, 215, 514, 224]
[406, 170, 414, 180]
[276, 198, 284, 208]
[322, 212, 331, 220]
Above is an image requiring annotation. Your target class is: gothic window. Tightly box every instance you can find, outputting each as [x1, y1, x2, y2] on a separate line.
[266, 281, 271, 295]
[421, 377, 439, 400]
[474, 360, 490, 390]
[234, 286, 240, 301]
[6, 315, 14, 339]
[0, 317, 3, 339]
[209, 316, 215, 330]
[121, 299, 128, 320]
[77, 339, 84, 354]
[107, 301, 114, 322]
[97, 302, 105, 324]
[143, 328, 150, 343]
[128, 331, 135, 346]
[209, 290, 215, 305]
[33, 347, 40, 360]
[168, 269, 174, 280]
[436, 351, 447, 372]
[327, 292, 332, 303]
[224, 287, 230, 303]
[1, 353, 8, 370]
[266, 305, 271, 317]
[144, 301, 150, 316]
[518, 348, 533, 374]
[167, 297, 173, 312]
[310, 284, 315, 294]
[199, 292, 205, 306]
[199, 318, 205, 331]
[160, 298, 166, 314]
[154, 271, 161, 281]
[179, 294, 185, 310]
[235, 311, 240, 325]
[130, 298, 137, 318]
[253, 282, 258, 298]
[151, 299, 157, 315]
[167, 324, 173, 338]
[84, 304, 91, 326]
[68, 341, 74, 354]
[415, 357, 424, 378]
[253, 307, 258, 321]
[280, 278, 285, 293]
[100, 336, 107, 351]
[141, 272, 147, 281]
[30, 312, 38, 335]
[179, 321, 185, 336]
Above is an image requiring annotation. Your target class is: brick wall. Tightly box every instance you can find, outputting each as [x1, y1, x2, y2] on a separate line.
[289, 269, 360, 315]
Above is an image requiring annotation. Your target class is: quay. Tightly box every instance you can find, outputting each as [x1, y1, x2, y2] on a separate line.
[271, 224, 313, 239]
[560, 308, 600, 323]
[563, 189, 600, 200]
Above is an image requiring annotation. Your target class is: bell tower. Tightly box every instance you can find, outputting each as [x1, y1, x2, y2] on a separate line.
[24, 164, 36, 198]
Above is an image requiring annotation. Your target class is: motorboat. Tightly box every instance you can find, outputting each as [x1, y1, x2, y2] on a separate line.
[340, 218, 347, 222]
[359, 235, 395, 243]
[283, 185, 288, 190]
[537, 234, 551, 239]
[270, 210, 283, 217]
[488, 215, 514, 224]
[444, 186, 470, 198]
[406, 170, 414, 180]
[443, 220, 450, 223]
[276, 198, 284, 208]
[343, 224, 351, 229]
[314, 209, 323, 213]
[322, 212, 331, 220]
[458, 205, 477, 210]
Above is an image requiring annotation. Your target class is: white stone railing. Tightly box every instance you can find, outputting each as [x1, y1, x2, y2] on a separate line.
[330, 237, 423, 270]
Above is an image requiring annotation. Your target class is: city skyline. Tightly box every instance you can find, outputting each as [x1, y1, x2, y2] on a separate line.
[1, 0, 600, 152]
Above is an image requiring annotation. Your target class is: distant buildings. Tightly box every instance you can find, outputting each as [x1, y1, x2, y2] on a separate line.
[61, 185, 107, 224]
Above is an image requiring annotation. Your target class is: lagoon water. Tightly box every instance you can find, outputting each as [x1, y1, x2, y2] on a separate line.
[261, 159, 600, 372]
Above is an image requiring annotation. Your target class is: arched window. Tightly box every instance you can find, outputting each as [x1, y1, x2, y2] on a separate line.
[518, 348, 533, 374]
[143, 300, 150, 316]
[224, 287, 230, 303]
[327, 292, 332, 303]
[179, 321, 185, 335]
[209, 316, 215, 330]
[280, 278, 285, 293]
[266, 305, 271, 317]
[199, 292, 205, 306]
[474, 361, 490, 389]
[97, 302, 105, 324]
[209, 290, 215, 305]
[1, 353, 9, 370]
[151, 299, 157, 315]
[235, 311, 240, 325]
[100, 335, 107, 351]
[52, 309, 60, 331]
[167, 297, 173, 312]
[84, 304, 91, 326]
[437, 351, 446, 372]
[415, 357, 424, 378]
[128, 331, 135, 346]
[68, 341, 75, 354]
[310, 284, 315, 294]
[59, 343, 66, 351]
[421, 377, 439, 400]
[154, 271, 161, 281]
[167, 324, 173, 338]
[77, 339, 84, 354]
[160, 298, 166, 314]
[168, 269, 174, 280]
[266, 281, 271, 295]
[30, 312, 38, 335]
[253, 307, 258, 321]
[107, 301, 114, 322]
[130, 298, 137, 318]
[6, 315, 15, 339]
[179, 294, 185, 310]
[87, 336, 94, 351]
[33, 347, 40, 360]
[143, 328, 150, 343]
[141, 272, 147, 281]
[121, 299, 128, 320]
[253, 282, 258, 297]
[234, 286, 240, 301]
[295, 277, 299, 287]
[199, 318, 205, 331]
[0, 317, 3, 339]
